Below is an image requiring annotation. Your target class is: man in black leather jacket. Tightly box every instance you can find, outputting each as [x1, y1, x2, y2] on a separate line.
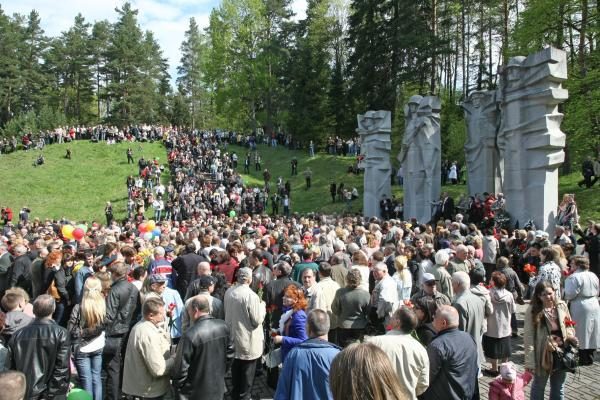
[248, 249, 273, 293]
[7, 294, 70, 400]
[102, 262, 140, 400]
[172, 296, 234, 400]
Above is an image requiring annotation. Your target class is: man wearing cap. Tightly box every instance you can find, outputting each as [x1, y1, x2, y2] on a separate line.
[410, 272, 451, 309]
[183, 275, 224, 332]
[224, 267, 266, 400]
[147, 274, 184, 344]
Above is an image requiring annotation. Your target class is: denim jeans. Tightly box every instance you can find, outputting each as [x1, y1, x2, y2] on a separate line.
[530, 369, 567, 400]
[75, 349, 103, 400]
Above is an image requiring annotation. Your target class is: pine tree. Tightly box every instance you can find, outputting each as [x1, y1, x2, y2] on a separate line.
[177, 18, 208, 129]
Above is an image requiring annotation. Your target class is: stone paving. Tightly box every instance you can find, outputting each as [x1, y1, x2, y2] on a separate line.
[227, 302, 600, 400]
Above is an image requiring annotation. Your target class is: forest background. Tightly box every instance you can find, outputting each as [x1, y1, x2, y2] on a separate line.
[0, 0, 598, 170]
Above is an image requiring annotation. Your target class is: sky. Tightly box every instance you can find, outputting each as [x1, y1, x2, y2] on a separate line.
[3, 0, 308, 84]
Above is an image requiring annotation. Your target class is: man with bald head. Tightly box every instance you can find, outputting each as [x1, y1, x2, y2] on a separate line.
[185, 262, 213, 300]
[422, 305, 479, 400]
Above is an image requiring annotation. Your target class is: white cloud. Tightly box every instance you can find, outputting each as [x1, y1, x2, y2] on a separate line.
[290, 0, 307, 21]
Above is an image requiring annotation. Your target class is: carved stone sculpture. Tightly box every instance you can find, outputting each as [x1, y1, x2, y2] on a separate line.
[498, 47, 568, 231]
[463, 90, 502, 196]
[398, 96, 442, 223]
[356, 110, 392, 218]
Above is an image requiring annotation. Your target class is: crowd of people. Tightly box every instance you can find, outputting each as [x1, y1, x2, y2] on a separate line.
[0, 128, 597, 400]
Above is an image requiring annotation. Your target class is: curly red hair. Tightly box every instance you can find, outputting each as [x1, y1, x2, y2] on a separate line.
[44, 250, 62, 268]
[284, 284, 308, 311]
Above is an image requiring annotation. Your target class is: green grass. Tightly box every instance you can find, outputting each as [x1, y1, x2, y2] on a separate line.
[0, 141, 167, 222]
[0, 140, 598, 224]
[232, 144, 600, 222]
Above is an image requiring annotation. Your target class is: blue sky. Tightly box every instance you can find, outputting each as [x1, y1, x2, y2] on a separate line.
[3, 0, 307, 84]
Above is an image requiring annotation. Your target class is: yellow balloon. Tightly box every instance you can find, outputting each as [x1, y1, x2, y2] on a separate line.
[147, 220, 156, 231]
[62, 224, 75, 239]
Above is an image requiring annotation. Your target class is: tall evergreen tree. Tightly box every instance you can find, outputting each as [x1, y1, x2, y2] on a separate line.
[286, 0, 335, 141]
[177, 17, 208, 129]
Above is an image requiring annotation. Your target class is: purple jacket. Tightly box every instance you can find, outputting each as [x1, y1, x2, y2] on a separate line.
[281, 309, 308, 362]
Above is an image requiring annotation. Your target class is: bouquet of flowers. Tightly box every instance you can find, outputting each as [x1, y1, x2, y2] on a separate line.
[564, 317, 577, 328]
[523, 264, 537, 275]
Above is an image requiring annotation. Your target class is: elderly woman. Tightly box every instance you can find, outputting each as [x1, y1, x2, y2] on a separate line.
[331, 269, 370, 347]
[564, 256, 600, 365]
[524, 281, 578, 400]
[272, 285, 309, 362]
[483, 271, 515, 377]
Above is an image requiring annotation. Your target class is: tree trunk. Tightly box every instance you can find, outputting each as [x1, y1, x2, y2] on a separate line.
[430, 0, 438, 94]
[461, 0, 467, 98]
[579, 0, 588, 75]
[502, 0, 509, 66]
[556, 1, 565, 48]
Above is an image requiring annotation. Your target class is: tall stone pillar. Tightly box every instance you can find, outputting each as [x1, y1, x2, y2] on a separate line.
[356, 110, 392, 218]
[398, 96, 441, 223]
[498, 47, 568, 232]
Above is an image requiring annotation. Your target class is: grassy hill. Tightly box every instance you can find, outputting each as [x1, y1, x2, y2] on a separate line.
[0, 140, 598, 224]
[0, 141, 167, 222]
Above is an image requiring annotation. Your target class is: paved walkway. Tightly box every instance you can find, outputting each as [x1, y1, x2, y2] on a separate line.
[228, 303, 600, 400]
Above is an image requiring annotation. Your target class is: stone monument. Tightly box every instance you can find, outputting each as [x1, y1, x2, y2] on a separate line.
[463, 90, 502, 196]
[498, 47, 568, 232]
[356, 110, 392, 218]
[398, 96, 442, 223]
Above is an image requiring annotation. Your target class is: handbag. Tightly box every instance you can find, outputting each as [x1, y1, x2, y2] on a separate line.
[543, 323, 578, 374]
[554, 343, 578, 373]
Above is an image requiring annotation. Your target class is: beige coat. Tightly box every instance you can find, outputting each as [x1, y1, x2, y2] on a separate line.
[122, 320, 173, 398]
[311, 277, 341, 328]
[523, 301, 575, 374]
[224, 283, 266, 360]
[366, 331, 430, 399]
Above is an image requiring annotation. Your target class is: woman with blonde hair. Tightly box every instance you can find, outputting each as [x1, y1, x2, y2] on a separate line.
[362, 233, 380, 259]
[392, 256, 412, 300]
[68, 277, 106, 399]
[350, 250, 370, 292]
[330, 342, 410, 400]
